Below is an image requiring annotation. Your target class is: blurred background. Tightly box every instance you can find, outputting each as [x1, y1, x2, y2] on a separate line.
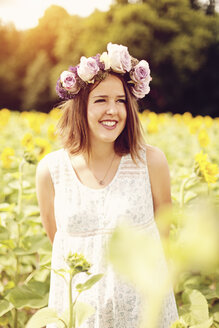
[0, 0, 218, 117]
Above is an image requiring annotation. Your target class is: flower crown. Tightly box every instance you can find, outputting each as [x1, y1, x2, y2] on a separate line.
[56, 42, 152, 100]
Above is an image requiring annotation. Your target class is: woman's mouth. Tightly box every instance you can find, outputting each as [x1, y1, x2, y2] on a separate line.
[99, 120, 118, 129]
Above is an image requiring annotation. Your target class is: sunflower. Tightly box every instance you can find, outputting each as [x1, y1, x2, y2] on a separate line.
[194, 151, 218, 184]
[0, 147, 15, 169]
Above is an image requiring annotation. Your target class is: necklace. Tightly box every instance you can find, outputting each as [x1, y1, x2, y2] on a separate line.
[87, 153, 116, 186]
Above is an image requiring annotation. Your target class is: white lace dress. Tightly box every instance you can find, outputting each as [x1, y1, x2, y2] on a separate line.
[43, 147, 179, 328]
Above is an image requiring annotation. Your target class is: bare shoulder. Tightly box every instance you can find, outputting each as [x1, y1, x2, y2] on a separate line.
[36, 157, 49, 179]
[35, 156, 56, 243]
[35, 157, 54, 194]
[144, 144, 172, 215]
[145, 144, 169, 169]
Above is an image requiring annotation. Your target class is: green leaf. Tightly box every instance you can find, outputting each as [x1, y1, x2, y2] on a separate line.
[184, 191, 198, 203]
[181, 289, 210, 325]
[0, 239, 16, 249]
[22, 234, 52, 254]
[0, 226, 9, 241]
[190, 317, 213, 328]
[199, 286, 216, 300]
[0, 315, 10, 326]
[216, 283, 219, 298]
[76, 274, 104, 292]
[61, 301, 95, 327]
[27, 280, 49, 298]
[74, 301, 95, 327]
[39, 253, 51, 266]
[26, 307, 61, 328]
[213, 312, 219, 322]
[23, 205, 40, 218]
[23, 188, 36, 194]
[5, 284, 48, 309]
[13, 247, 32, 255]
[49, 267, 68, 282]
[8, 180, 31, 190]
[0, 203, 13, 212]
[0, 299, 14, 316]
[185, 177, 199, 189]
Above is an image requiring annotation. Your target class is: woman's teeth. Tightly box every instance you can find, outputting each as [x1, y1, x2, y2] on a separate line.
[101, 121, 116, 127]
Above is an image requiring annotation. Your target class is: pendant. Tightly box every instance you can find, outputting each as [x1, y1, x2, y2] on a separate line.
[99, 180, 104, 185]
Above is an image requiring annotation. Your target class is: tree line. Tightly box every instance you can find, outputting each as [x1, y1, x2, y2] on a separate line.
[0, 0, 218, 116]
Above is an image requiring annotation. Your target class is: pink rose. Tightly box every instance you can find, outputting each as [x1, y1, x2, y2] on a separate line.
[60, 71, 80, 93]
[131, 81, 150, 99]
[130, 60, 151, 83]
[77, 56, 100, 82]
[107, 42, 132, 73]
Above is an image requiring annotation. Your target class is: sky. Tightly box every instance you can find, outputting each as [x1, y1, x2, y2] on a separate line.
[0, 0, 113, 30]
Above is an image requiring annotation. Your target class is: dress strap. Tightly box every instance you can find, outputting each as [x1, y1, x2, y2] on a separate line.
[119, 148, 147, 177]
[42, 149, 65, 186]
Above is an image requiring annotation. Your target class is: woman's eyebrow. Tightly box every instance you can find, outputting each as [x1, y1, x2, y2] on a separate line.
[92, 95, 126, 98]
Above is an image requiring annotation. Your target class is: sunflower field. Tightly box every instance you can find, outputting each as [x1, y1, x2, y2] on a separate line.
[0, 108, 219, 328]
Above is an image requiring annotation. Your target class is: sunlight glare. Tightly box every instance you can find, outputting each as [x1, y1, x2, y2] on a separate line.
[0, 0, 112, 30]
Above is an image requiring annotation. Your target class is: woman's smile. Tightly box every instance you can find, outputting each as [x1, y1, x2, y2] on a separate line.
[99, 120, 118, 129]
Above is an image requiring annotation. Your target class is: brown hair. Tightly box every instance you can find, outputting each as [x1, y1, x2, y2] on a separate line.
[55, 73, 146, 163]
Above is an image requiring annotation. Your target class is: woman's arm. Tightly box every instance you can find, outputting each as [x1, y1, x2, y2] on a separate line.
[35, 158, 57, 244]
[146, 145, 172, 217]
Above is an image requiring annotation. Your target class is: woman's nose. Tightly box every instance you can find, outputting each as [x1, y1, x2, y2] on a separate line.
[106, 101, 118, 115]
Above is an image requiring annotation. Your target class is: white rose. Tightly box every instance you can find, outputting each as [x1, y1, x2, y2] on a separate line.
[100, 52, 111, 70]
[107, 42, 132, 73]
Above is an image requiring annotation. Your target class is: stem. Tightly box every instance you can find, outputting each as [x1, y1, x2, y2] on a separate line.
[15, 256, 19, 285]
[207, 183, 210, 196]
[72, 292, 81, 307]
[58, 318, 68, 328]
[17, 159, 25, 224]
[24, 269, 36, 284]
[13, 308, 18, 328]
[68, 274, 74, 328]
[179, 177, 190, 208]
[13, 159, 25, 328]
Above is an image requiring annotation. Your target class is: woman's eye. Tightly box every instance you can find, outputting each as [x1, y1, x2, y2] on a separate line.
[94, 99, 105, 103]
[117, 99, 126, 103]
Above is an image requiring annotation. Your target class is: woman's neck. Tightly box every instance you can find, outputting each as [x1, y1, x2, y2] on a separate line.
[88, 142, 115, 162]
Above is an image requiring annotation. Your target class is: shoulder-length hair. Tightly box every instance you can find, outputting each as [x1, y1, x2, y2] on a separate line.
[55, 72, 146, 163]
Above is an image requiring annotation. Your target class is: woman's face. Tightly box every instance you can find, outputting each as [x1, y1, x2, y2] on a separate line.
[87, 74, 127, 147]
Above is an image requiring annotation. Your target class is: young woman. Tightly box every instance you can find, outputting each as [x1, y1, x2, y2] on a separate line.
[36, 43, 179, 327]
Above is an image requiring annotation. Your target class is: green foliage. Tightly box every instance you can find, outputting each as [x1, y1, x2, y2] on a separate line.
[76, 274, 104, 293]
[0, 1, 219, 115]
[25, 307, 61, 328]
[180, 289, 212, 325]
[22, 50, 53, 110]
[53, 14, 83, 66]
[0, 22, 20, 61]
[5, 283, 48, 309]
[26, 301, 95, 328]
[0, 154, 51, 327]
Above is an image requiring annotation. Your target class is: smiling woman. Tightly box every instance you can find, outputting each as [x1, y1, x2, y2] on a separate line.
[35, 42, 179, 327]
[0, 0, 112, 30]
